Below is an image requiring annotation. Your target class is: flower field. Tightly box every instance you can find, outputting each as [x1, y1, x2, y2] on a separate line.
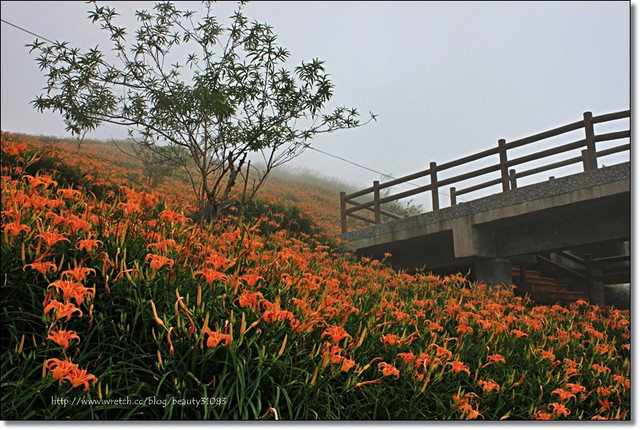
[1, 134, 630, 420]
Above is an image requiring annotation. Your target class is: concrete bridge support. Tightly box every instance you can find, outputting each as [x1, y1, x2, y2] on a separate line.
[474, 258, 512, 287]
[339, 163, 630, 297]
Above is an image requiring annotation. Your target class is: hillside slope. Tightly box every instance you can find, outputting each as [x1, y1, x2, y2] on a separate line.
[0, 132, 631, 420]
[3, 132, 357, 235]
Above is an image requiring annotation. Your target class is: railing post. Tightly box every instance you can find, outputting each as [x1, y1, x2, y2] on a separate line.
[450, 187, 457, 206]
[584, 253, 596, 302]
[373, 181, 382, 224]
[429, 162, 439, 210]
[581, 149, 588, 171]
[340, 192, 347, 234]
[498, 139, 510, 192]
[583, 111, 597, 171]
[509, 169, 517, 189]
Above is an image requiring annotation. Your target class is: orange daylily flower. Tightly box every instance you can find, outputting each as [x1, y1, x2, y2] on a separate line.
[25, 174, 57, 189]
[598, 399, 613, 412]
[45, 352, 95, 389]
[478, 379, 500, 393]
[456, 324, 473, 335]
[3, 142, 27, 159]
[486, 354, 506, 364]
[47, 329, 80, 352]
[44, 300, 83, 321]
[221, 228, 241, 244]
[117, 200, 141, 215]
[413, 309, 426, 319]
[280, 273, 297, 287]
[340, 358, 357, 373]
[44, 358, 78, 382]
[535, 348, 555, 361]
[462, 406, 483, 420]
[429, 343, 452, 359]
[448, 360, 471, 375]
[550, 402, 571, 418]
[46, 211, 67, 226]
[3, 220, 30, 238]
[378, 362, 400, 379]
[37, 232, 70, 247]
[205, 253, 233, 271]
[239, 273, 264, 287]
[76, 237, 103, 252]
[61, 266, 96, 282]
[263, 307, 295, 324]
[491, 321, 509, 334]
[380, 333, 399, 346]
[564, 366, 581, 378]
[566, 383, 586, 395]
[454, 393, 483, 420]
[594, 344, 615, 355]
[415, 352, 431, 370]
[57, 188, 82, 199]
[330, 354, 343, 365]
[427, 321, 444, 331]
[552, 388, 576, 402]
[236, 290, 264, 312]
[511, 329, 528, 338]
[392, 310, 410, 322]
[591, 364, 611, 374]
[66, 215, 90, 233]
[64, 367, 98, 391]
[147, 239, 177, 253]
[48, 280, 95, 305]
[397, 352, 416, 366]
[612, 375, 630, 390]
[24, 260, 57, 276]
[413, 299, 428, 308]
[193, 267, 226, 285]
[145, 253, 174, 271]
[534, 411, 553, 420]
[322, 326, 351, 344]
[158, 210, 188, 224]
[203, 326, 232, 348]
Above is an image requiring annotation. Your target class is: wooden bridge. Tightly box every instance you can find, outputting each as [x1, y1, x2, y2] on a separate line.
[338, 110, 631, 305]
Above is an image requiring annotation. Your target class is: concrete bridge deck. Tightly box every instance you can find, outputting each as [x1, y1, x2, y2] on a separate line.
[339, 162, 630, 288]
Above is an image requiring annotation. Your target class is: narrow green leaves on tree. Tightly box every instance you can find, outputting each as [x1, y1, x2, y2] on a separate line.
[28, 1, 375, 221]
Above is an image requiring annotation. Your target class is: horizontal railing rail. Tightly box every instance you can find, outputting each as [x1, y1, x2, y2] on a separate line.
[340, 109, 630, 233]
[541, 251, 631, 300]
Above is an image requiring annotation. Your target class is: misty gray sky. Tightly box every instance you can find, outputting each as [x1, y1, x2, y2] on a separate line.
[1, 1, 631, 193]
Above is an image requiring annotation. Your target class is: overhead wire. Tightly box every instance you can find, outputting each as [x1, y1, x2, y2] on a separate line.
[306, 145, 467, 203]
[306, 146, 413, 184]
[1, 18, 56, 44]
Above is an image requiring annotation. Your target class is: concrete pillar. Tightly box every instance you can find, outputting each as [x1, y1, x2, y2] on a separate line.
[474, 258, 513, 287]
[591, 281, 606, 306]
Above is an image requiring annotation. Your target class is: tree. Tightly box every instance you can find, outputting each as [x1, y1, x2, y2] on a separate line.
[28, 1, 375, 221]
[129, 140, 180, 188]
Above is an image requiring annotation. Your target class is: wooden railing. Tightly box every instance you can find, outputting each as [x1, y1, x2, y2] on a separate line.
[539, 251, 631, 285]
[340, 109, 630, 234]
[536, 251, 630, 302]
